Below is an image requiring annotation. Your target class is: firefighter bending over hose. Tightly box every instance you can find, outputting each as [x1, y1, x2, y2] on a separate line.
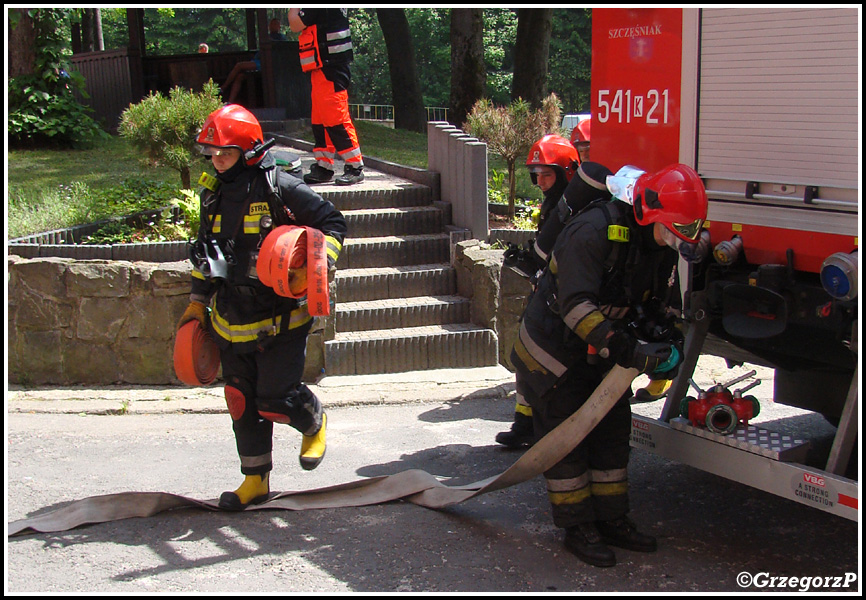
[510, 163, 708, 567]
[498, 136, 675, 449]
[178, 104, 347, 510]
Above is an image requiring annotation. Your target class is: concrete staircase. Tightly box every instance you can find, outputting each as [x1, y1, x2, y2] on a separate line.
[317, 179, 499, 376]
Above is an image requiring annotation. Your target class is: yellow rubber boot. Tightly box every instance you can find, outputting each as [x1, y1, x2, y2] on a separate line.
[634, 379, 672, 403]
[300, 413, 327, 471]
[218, 472, 270, 511]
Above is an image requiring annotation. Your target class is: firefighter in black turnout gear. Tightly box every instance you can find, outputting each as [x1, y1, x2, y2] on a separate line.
[510, 164, 708, 567]
[178, 104, 347, 510]
[499, 135, 616, 449]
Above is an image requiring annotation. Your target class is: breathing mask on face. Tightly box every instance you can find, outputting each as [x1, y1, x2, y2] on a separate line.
[658, 225, 681, 251]
[605, 165, 646, 205]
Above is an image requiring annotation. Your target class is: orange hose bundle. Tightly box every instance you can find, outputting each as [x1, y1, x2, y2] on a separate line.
[256, 225, 330, 316]
[173, 320, 220, 386]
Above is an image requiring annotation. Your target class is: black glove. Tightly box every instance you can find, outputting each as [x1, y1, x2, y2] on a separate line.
[607, 331, 681, 376]
[628, 341, 678, 375]
[503, 241, 538, 280]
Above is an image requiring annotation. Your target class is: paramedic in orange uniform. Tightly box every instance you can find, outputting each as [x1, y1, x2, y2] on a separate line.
[289, 8, 365, 186]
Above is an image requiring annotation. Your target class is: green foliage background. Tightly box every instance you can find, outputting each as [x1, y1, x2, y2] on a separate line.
[96, 8, 592, 113]
[8, 8, 108, 148]
[118, 80, 224, 188]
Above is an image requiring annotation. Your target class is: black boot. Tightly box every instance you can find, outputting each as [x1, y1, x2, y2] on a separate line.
[303, 164, 334, 185]
[564, 522, 616, 568]
[495, 412, 534, 448]
[335, 165, 364, 185]
[595, 516, 657, 552]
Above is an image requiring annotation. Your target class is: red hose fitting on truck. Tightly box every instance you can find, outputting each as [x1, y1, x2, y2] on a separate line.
[681, 385, 760, 435]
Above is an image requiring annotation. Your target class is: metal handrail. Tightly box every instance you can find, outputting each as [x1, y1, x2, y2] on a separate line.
[349, 104, 448, 123]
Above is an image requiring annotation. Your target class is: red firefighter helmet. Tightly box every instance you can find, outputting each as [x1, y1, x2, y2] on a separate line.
[570, 118, 591, 144]
[633, 164, 708, 242]
[525, 134, 579, 183]
[196, 104, 267, 166]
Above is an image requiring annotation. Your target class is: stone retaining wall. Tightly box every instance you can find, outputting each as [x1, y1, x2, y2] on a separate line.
[8, 242, 523, 385]
[7, 240, 529, 385]
[6, 255, 326, 386]
[452, 240, 532, 372]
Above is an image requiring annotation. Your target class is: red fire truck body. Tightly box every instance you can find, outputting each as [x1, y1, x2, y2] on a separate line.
[591, 7, 859, 520]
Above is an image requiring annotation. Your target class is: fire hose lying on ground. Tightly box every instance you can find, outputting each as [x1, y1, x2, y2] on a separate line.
[8, 366, 639, 537]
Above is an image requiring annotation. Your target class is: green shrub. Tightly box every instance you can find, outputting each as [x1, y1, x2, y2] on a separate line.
[81, 221, 138, 245]
[119, 81, 223, 188]
[512, 202, 540, 230]
[488, 169, 509, 205]
[80, 188, 201, 244]
[465, 93, 561, 219]
[8, 9, 108, 148]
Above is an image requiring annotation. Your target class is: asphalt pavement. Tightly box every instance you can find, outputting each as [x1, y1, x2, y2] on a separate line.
[6, 363, 861, 593]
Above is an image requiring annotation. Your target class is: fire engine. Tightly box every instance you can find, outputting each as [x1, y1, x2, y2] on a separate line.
[591, 7, 858, 520]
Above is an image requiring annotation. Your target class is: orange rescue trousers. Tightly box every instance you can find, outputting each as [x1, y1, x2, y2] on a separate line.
[310, 69, 363, 171]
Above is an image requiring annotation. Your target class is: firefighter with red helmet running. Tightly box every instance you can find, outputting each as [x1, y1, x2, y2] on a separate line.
[177, 104, 347, 510]
[510, 163, 707, 567]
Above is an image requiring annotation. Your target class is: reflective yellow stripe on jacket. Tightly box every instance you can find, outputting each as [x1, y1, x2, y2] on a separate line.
[325, 234, 342, 266]
[210, 304, 313, 344]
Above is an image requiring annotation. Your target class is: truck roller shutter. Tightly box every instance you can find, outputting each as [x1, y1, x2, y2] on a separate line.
[697, 8, 858, 211]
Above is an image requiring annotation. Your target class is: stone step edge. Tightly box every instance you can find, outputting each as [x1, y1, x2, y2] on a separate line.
[334, 263, 456, 303]
[324, 325, 500, 375]
[334, 296, 471, 333]
[342, 206, 442, 216]
[343, 206, 446, 239]
[335, 295, 469, 311]
[329, 324, 496, 343]
[335, 263, 452, 278]
[343, 233, 450, 246]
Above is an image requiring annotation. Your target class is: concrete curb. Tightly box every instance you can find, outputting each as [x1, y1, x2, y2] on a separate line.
[7, 366, 517, 416]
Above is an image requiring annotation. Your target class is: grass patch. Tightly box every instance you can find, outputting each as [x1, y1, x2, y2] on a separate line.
[290, 120, 430, 169]
[8, 135, 191, 240]
[9, 122, 541, 240]
[8, 135, 181, 194]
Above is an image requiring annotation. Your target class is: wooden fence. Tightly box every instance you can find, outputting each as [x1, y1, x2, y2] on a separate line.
[71, 48, 139, 132]
[71, 43, 311, 132]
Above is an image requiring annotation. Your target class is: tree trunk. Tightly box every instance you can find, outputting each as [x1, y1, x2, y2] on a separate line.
[511, 8, 553, 108]
[8, 8, 37, 77]
[449, 8, 485, 129]
[93, 8, 104, 51]
[80, 8, 104, 52]
[376, 8, 426, 133]
[507, 159, 517, 220]
[82, 8, 94, 52]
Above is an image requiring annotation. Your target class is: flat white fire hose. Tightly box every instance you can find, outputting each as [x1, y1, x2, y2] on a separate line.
[8, 366, 638, 537]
